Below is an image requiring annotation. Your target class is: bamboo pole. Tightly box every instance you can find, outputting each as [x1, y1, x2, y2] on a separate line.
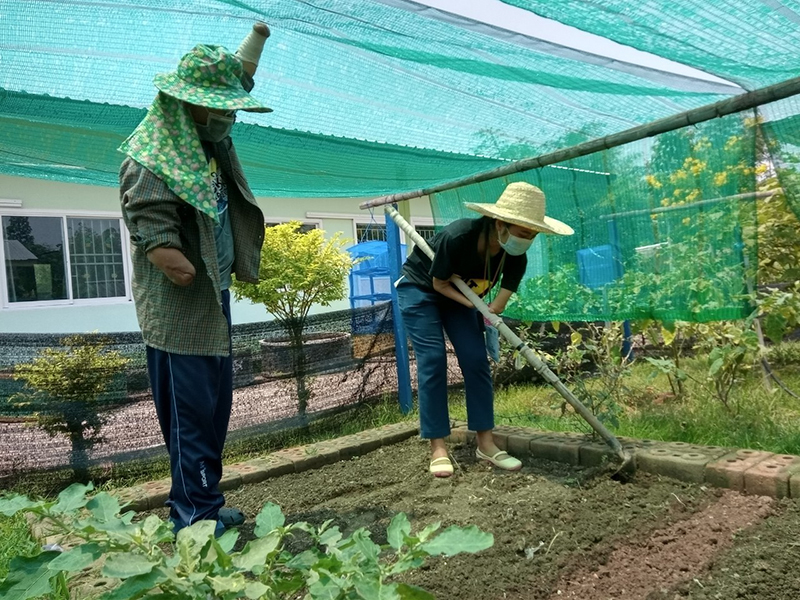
[385, 205, 629, 463]
[360, 76, 800, 210]
[599, 190, 780, 220]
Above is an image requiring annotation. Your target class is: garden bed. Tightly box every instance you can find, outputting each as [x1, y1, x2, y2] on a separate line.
[146, 437, 800, 599]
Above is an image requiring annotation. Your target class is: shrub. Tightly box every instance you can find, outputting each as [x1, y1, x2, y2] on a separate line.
[11, 335, 128, 481]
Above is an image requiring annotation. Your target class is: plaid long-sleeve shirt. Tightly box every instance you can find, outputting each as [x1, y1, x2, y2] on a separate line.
[120, 138, 264, 356]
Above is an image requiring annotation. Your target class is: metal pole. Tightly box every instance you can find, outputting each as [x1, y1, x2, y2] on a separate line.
[385, 205, 413, 414]
[385, 206, 628, 462]
[360, 76, 800, 210]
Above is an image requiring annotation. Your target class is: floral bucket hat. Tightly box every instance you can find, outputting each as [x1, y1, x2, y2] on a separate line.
[153, 44, 272, 113]
[119, 44, 270, 221]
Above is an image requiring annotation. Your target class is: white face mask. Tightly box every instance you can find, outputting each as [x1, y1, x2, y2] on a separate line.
[499, 225, 534, 256]
[196, 111, 236, 143]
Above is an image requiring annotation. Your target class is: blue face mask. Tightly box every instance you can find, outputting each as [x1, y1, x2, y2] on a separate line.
[499, 226, 534, 256]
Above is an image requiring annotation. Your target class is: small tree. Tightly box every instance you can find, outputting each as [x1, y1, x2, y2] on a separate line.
[12, 335, 128, 481]
[232, 222, 356, 415]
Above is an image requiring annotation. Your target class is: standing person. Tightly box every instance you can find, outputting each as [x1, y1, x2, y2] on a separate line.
[396, 182, 574, 477]
[119, 24, 271, 534]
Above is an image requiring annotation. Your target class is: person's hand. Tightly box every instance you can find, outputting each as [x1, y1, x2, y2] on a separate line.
[147, 247, 196, 287]
[488, 302, 503, 315]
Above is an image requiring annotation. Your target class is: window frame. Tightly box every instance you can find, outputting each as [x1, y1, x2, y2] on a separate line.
[355, 220, 388, 243]
[410, 217, 437, 243]
[263, 217, 323, 233]
[305, 211, 437, 246]
[0, 209, 133, 310]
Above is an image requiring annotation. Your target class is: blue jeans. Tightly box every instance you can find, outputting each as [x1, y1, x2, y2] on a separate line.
[147, 290, 233, 531]
[397, 282, 494, 439]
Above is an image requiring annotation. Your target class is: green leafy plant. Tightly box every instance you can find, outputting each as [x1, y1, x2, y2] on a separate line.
[0, 483, 493, 600]
[756, 281, 800, 344]
[553, 322, 630, 432]
[695, 321, 760, 410]
[639, 320, 696, 400]
[491, 321, 554, 387]
[11, 335, 129, 481]
[764, 340, 800, 368]
[231, 222, 357, 414]
[756, 176, 800, 285]
[644, 320, 759, 413]
[509, 266, 604, 321]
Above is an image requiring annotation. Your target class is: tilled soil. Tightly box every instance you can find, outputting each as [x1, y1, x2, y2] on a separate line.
[150, 438, 799, 599]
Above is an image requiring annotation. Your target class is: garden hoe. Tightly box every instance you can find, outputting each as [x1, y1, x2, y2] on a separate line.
[385, 206, 635, 479]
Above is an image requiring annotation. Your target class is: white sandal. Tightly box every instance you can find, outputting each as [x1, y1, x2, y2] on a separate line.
[476, 448, 522, 471]
[429, 456, 454, 477]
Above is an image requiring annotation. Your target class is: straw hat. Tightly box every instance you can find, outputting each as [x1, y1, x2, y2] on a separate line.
[154, 44, 272, 113]
[464, 182, 574, 236]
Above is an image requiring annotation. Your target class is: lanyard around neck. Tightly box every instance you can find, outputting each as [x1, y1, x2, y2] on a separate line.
[483, 230, 506, 299]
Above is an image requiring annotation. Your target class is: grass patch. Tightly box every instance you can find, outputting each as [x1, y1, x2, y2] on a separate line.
[5, 355, 800, 498]
[0, 513, 37, 580]
[449, 360, 800, 454]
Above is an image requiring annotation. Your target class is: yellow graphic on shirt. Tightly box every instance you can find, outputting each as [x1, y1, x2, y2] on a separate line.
[461, 277, 492, 298]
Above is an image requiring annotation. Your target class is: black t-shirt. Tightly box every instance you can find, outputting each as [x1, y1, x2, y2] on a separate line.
[401, 217, 527, 297]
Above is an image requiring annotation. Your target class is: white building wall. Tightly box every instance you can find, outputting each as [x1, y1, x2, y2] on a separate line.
[0, 174, 433, 334]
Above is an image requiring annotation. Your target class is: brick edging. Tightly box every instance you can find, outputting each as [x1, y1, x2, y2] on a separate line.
[448, 425, 800, 499]
[110, 421, 800, 513]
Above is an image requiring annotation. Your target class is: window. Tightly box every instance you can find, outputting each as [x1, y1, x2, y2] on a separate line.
[67, 218, 126, 299]
[356, 223, 387, 242]
[415, 225, 437, 242]
[2, 214, 129, 306]
[356, 222, 436, 244]
[265, 221, 319, 234]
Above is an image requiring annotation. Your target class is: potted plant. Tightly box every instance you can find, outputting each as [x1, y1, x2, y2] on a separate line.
[231, 221, 357, 415]
[10, 334, 129, 481]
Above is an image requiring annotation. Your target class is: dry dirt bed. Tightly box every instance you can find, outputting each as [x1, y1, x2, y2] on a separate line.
[150, 438, 800, 599]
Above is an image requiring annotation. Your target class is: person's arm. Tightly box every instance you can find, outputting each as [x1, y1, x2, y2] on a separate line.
[429, 225, 475, 307]
[432, 276, 475, 308]
[490, 254, 527, 314]
[488, 288, 513, 314]
[120, 160, 196, 287]
[147, 248, 196, 287]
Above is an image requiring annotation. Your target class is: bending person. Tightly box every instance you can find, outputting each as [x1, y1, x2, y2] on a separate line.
[396, 182, 573, 477]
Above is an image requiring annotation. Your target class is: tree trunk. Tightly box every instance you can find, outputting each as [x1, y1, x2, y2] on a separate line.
[287, 319, 310, 417]
[69, 427, 91, 483]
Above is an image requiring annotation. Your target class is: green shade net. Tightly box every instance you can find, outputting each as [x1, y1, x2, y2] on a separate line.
[0, 91, 505, 197]
[3, 0, 800, 482]
[2, 0, 798, 323]
[2, 0, 739, 192]
[433, 111, 760, 323]
[482, 0, 800, 320]
[759, 97, 800, 219]
[499, 0, 800, 91]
